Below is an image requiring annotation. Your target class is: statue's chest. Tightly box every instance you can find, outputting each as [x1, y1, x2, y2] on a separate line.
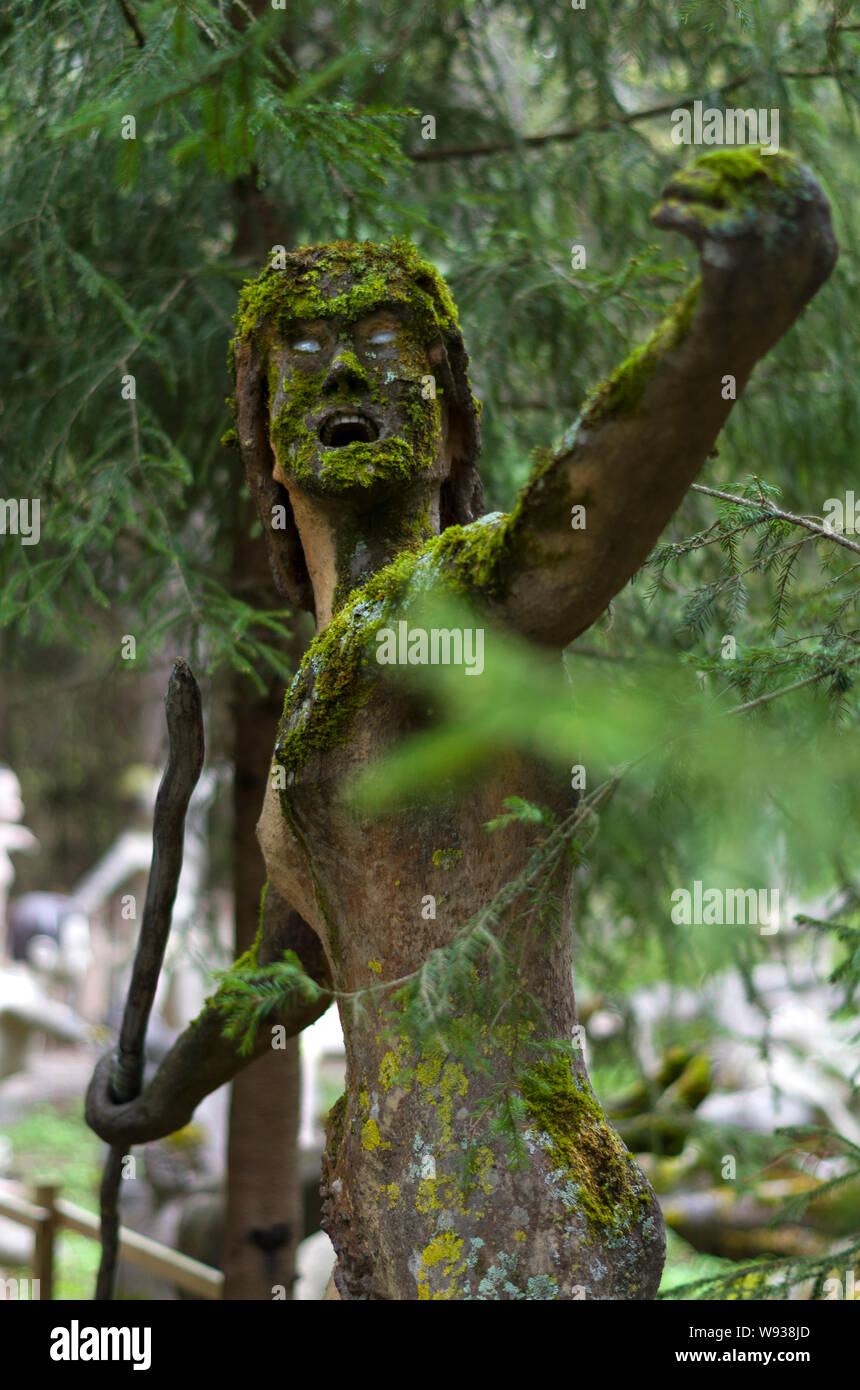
[257, 652, 567, 981]
[257, 649, 417, 932]
[257, 608, 572, 978]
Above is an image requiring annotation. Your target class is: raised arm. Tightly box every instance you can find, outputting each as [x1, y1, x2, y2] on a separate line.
[487, 150, 837, 648]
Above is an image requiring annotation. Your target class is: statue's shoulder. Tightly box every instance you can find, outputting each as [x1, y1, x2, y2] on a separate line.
[275, 513, 511, 778]
[409, 511, 511, 598]
[333, 510, 511, 628]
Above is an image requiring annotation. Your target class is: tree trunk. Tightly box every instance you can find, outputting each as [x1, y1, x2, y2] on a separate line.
[221, 486, 303, 1300]
[222, 99, 311, 1292]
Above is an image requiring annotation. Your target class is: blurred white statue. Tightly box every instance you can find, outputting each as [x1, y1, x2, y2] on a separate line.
[0, 762, 92, 1079]
[0, 763, 39, 959]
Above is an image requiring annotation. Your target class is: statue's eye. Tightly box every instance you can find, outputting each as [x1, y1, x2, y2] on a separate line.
[368, 329, 398, 345]
[291, 338, 321, 353]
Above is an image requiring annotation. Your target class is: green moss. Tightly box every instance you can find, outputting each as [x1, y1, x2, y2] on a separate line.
[274, 546, 422, 776]
[538, 153, 804, 441]
[266, 328, 442, 501]
[687, 146, 791, 193]
[519, 1057, 653, 1239]
[234, 238, 460, 345]
[503, 445, 583, 554]
[275, 516, 515, 778]
[432, 847, 463, 870]
[674, 1053, 711, 1109]
[327, 474, 438, 619]
[429, 513, 511, 597]
[580, 277, 701, 425]
[326, 348, 366, 379]
[257, 880, 269, 932]
[230, 913, 264, 973]
[652, 148, 806, 242]
[319, 438, 417, 488]
[227, 237, 472, 517]
[268, 366, 327, 477]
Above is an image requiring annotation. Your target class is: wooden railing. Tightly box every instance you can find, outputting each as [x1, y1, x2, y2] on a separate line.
[0, 1181, 223, 1299]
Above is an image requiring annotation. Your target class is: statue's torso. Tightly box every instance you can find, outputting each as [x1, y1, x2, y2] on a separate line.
[256, 531, 570, 989]
[255, 541, 665, 1300]
[258, 686, 568, 990]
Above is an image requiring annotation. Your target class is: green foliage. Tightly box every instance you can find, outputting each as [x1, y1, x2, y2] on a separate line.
[3, 1103, 102, 1299]
[4, 1103, 101, 1206]
[209, 949, 325, 1056]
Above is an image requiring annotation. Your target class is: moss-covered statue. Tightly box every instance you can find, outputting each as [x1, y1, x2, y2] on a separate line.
[87, 149, 837, 1300]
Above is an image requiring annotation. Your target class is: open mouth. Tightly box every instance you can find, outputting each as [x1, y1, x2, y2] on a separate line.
[318, 410, 379, 448]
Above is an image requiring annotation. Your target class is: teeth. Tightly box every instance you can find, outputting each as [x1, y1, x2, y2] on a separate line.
[319, 410, 378, 447]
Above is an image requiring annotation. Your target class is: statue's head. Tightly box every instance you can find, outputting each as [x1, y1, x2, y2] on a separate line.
[9, 893, 92, 984]
[231, 239, 483, 613]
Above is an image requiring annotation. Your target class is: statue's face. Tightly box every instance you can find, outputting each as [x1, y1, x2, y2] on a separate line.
[267, 292, 449, 500]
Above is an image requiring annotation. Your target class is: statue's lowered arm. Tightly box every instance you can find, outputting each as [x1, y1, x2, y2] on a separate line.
[85, 893, 330, 1148]
[491, 151, 838, 649]
[86, 664, 330, 1151]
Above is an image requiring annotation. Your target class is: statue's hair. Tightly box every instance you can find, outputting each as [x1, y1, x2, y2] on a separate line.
[232, 240, 483, 617]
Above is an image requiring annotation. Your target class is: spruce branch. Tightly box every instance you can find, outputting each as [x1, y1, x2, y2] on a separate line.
[728, 652, 860, 715]
[691, 484, 860, 558]
[117, 0, 146, 50]
[409, 67, 850, 163]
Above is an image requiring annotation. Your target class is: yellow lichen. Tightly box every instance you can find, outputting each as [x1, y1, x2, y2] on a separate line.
[416, 1052, 443, 1092]
[473, 1146, 495, 1197]
[417, 1231, 466, 1301]
[437, 1060, 469, 1148]
[416, 1178, 441, 1214]
[361, 1117, 391, 1153]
